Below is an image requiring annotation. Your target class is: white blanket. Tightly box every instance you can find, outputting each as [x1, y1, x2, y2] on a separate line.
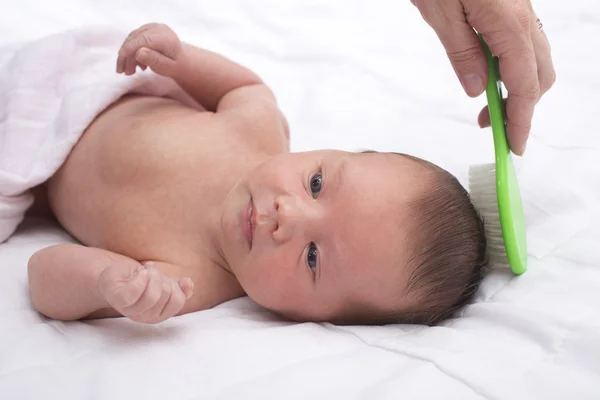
[1, 1, 600, 399]
[0, 28, 199, 242]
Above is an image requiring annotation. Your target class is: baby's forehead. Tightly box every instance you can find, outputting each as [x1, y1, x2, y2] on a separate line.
[329, 159, 420, 256]
[325, 152, 434, 290]
[360, 151, 432, 175]
[346, 152, 433, 202]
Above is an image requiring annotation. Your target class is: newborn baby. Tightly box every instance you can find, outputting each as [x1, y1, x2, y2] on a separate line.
[28, 23, 488, 326]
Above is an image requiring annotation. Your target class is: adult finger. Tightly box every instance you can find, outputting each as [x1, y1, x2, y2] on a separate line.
[530, 14, 556, 98]
[412, 0, 488, 98]
[479, 15, 554, 131]
[499, 46, 538, 155]
[469, 0, 539, 155]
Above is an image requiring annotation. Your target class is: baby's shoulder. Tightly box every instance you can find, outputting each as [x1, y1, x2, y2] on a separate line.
[215, 85, 290, 155]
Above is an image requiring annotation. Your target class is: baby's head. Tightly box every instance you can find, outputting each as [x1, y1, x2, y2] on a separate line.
[221, 150, 488, 325]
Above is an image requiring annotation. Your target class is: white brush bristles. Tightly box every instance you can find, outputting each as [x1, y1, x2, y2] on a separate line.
[468, 163, 510, 269]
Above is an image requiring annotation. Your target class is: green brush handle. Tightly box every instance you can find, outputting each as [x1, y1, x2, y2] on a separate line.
[479, 34, 528, 275]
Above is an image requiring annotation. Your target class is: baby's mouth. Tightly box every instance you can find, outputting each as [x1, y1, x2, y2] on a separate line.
[249, 198, 255, 248]
[243, 197, 255, 249]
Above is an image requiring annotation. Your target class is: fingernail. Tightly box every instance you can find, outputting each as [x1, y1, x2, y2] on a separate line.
[136, 269, 148, 278]
[460, 73, 484, 97]
[511, 140, 526, 156]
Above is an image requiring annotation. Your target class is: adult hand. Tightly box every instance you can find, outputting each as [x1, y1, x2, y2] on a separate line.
[411, 0, 556, 155]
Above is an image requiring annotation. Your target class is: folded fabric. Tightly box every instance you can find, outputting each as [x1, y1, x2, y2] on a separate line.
[0, 27, 199, 242]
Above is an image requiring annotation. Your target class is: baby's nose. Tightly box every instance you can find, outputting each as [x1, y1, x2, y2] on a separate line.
[272, 195, 322, 243]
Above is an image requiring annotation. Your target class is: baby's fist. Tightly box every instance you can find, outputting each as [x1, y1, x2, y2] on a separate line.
[116, 23, 183, 77]
[98, 260, 194, 324]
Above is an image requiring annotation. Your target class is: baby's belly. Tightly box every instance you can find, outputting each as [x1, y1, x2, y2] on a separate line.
[47, 95, 219, 263]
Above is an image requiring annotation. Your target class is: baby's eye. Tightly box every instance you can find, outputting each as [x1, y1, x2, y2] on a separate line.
[307, 242, 318, 272]
[310, 173, 322, 199]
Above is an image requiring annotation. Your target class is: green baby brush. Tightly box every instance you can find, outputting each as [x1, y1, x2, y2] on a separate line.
[468, 36, 528, 275]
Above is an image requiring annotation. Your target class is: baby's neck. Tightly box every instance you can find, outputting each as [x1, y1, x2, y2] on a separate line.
[202, 208, 230, 274]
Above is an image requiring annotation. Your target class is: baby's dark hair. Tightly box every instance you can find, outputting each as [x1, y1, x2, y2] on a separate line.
[364, 151, 489, 326]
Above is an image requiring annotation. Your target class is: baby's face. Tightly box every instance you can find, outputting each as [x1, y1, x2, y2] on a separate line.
[220, 150, 428, 322]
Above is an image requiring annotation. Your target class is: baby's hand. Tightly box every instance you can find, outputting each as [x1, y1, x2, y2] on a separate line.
[116, 23, 183, 77]
[98, 260, 194, 324]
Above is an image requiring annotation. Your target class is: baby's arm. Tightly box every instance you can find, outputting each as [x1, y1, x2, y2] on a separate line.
[117, 23, 272, 112]
[28, 244, 193, 323]
[174, 43, 266, 112]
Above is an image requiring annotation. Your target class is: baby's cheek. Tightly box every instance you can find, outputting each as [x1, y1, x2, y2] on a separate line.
[247, 249, 298, 308]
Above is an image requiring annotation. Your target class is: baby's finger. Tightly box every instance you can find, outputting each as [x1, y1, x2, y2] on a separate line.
[136, 277, 173, 323]
[159, 278, 187, 320]
[117, 32, 143, 74]
[116, 55, 126, 74]
[178, 277, 194, 300]
[119, 26, 150, 57]
[124, 55, 139, 76]
[134, 60, 148, 72]
[120, 31, 170, 61]
[132, 23, 155, 38]
[124, 265, 163, 315]
[135, 48, 177, 77]
[103, 267, 149, 309]
[118, 33, 154, 75]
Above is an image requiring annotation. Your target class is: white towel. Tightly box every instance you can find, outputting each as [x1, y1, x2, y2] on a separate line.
[0, 27, 199, 242]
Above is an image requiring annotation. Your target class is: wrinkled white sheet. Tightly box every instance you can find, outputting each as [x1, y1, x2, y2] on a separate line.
[1, 1, 599, 399]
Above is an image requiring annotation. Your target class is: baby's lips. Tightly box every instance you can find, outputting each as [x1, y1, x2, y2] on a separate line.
[178, 277, 194, 299]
